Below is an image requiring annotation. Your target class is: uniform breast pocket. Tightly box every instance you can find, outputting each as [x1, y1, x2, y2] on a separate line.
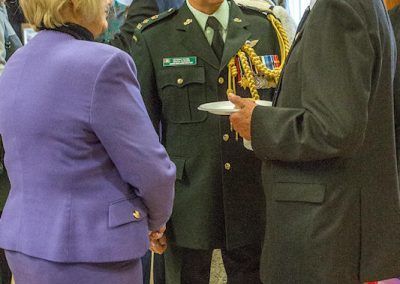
[157, 67, 208, 123]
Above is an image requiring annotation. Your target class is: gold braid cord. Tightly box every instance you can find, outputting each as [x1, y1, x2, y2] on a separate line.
[238, 50, 259, 100]
[227, 12, 290, 100]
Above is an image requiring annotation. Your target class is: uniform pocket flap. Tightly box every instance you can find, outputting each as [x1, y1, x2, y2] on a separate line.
[273, 183, 325, 204]
[171, 157, 186, 181]
[158, 67, 205, 89]
[108, 195, 147, 228]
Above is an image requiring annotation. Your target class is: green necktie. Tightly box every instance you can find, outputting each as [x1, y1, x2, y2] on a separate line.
[206, 16, 224, 61]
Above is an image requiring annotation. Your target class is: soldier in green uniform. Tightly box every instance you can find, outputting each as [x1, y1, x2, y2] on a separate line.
[131, 0, 287, 283]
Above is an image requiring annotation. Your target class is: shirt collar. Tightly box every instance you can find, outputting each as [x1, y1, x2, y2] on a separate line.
[310, 0, 317, 9]
[186, 0, 229, 32]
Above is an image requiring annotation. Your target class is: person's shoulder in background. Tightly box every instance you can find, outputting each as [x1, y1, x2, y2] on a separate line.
[0, 3, 8, 75]
[156, 0, 184, 12]
[234, 0, 296, 44]
[107, 0, 160, 53]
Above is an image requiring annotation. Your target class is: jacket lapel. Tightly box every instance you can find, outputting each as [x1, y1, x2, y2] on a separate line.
[176, 3, 220, 70]
[220, 2, 251, 71]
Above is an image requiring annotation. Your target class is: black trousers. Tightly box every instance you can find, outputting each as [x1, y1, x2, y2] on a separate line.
[142, 250, 165, 284]
[0, 248, 11, 284]
[0, 211, 11, 284]
[165, 243, 262, 284]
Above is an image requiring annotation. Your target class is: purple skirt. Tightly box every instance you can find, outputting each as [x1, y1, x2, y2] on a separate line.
[5, 250, 143, 284]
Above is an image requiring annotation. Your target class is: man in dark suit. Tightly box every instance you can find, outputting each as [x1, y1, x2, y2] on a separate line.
[131, 0, 284, 283]
[230, 0, 400, 283]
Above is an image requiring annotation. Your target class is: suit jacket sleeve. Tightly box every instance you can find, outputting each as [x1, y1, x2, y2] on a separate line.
[90, 51, 175, 230]
[108, 0, 160, 54]
[252, 0, 375, 162]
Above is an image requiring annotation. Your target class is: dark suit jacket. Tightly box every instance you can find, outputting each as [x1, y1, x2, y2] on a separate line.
[132, 1, 280, 250]
[252, 0, 400, 283]
[389, 5, 400, 175]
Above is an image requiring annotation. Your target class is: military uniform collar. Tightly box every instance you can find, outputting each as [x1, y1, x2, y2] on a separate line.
[186, 0, 230, 33]
[175, 1, 250, 70]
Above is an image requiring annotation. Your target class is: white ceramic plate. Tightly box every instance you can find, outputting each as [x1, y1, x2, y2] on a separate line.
[198, 101, 238, 115]
[198, 100, 272, 116]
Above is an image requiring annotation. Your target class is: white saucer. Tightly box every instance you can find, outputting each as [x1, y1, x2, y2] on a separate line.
[198, 101, 239, 115]
[198, 100, 272, 116]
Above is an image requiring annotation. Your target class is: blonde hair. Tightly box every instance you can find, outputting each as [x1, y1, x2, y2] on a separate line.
[385, 0, 400, 10]
[20, 0, 105, 29]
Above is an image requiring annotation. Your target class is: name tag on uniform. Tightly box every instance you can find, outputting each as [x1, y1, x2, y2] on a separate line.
[163, 56, 197, 67]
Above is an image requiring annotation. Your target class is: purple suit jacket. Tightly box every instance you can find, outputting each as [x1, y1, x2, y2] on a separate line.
[0, 30, 175, 263]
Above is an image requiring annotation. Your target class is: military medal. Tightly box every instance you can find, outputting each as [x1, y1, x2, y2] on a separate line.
[226, 12, 290, 100]
[254, 76, 265, 89]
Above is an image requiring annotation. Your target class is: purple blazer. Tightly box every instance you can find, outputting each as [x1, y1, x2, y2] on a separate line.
[0, 30, 175, 263]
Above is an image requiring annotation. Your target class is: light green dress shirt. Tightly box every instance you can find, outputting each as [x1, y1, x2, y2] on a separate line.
[186, 0, 230, 44]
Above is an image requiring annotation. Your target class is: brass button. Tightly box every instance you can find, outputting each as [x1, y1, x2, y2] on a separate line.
[177, 78, 184, 85]
[224, 163, 231, 171]
[218, 77, 224, 84]
[133, 210, 141, 219]
[223, 134, 229, 142]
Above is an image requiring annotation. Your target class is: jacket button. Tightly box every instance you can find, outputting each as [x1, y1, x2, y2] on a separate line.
[133, 210, 141, 219]
[218, 77, 224, 84]
[177, 78, 184, 85]
[224, 163, 231, 171]
[223, 134, 229, 141]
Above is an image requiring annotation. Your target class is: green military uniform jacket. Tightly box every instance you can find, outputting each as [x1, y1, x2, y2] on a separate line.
[132, 1, 280, 250]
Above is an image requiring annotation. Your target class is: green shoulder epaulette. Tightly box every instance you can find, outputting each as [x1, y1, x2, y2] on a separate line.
[135, 8, 177, 33]
[237, 3, 274, 17]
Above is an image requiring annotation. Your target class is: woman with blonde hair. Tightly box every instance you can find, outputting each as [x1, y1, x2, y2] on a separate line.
[0, 0, 176, 283]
